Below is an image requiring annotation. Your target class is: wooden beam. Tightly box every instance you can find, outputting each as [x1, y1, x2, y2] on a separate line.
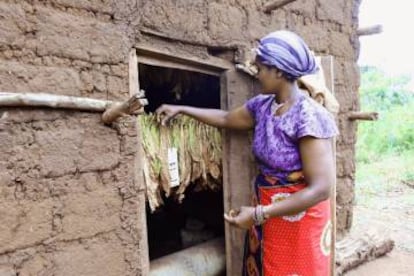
[263, 0, 298, 13]
[223, 70, 256, 276]
[149, 238, 225, 275]
[0, 91, 148, 124]
[129, 49, 142, 97]
[348, 111, 379, 121]
[0, 92, 112, 111]
[336, 230, 394, 275]
[357, 25, 383, 36]
[135, 44, 233, 75]
[319, 56, 336, 276]
[130, 48, 151, 276]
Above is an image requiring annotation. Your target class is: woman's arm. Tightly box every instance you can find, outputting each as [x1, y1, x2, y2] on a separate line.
[262, 136, 334, 217]
[155, 104, 255, 130]
[224, 136, 334, 229]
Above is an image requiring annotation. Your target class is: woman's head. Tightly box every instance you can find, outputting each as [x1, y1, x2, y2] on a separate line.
[254, 30, 318, 93]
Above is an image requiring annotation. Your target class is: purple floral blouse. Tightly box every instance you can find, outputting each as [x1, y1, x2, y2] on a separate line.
[246, 92, 339, 179]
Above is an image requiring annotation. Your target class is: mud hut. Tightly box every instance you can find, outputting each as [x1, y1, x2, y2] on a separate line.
[0, 1, 369, 275]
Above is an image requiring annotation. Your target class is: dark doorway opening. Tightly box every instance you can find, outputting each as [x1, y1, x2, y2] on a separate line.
[139, 63, 224, 260]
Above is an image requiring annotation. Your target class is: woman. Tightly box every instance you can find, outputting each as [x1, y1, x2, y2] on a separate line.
[156, 30, 338, 276]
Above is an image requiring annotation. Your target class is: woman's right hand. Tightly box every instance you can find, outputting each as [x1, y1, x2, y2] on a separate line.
[155, 104, 182, 126]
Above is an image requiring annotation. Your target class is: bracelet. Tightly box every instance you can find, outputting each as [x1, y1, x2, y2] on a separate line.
[253, 205, 267, 225]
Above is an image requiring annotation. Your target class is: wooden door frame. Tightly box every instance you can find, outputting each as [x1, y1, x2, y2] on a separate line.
[130, 47, 337, 275]
[319, 56, 337, 275]
[130, 46, 239, 275]
[221, 70, 257, 275]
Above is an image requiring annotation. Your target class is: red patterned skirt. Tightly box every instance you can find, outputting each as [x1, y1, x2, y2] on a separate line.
[243, 173, 331, 276]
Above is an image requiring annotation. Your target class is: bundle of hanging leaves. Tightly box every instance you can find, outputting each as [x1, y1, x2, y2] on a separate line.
[138, 114, 222, 211]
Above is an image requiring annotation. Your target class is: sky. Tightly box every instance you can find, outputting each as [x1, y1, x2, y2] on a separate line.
[358, 0, 414, 76]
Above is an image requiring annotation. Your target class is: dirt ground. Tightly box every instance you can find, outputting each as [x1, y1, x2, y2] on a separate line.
[344, 179, 414, 275]
[346, 250, 414, 276]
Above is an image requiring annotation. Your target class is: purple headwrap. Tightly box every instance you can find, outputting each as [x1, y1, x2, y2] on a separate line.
[256, 30, 318, 80]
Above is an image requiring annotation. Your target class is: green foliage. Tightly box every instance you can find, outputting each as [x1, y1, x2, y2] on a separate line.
[359, 66, 412, 110]
[356, 66, 414, 163]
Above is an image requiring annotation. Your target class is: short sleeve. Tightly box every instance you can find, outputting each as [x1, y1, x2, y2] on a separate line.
[245, 95, 269, 121]
[296, 98, 339, 139]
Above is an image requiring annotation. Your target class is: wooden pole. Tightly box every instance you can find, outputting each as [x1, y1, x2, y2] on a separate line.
[319, 56, 336, 276]
[129, 48, 151, 276]
[263, 0, 298, 13]
[129, 49, 143, 97]
[0, 92, 112, 111]
[348, 111, 379, 121]
[0, 92, 148, 124]
[357, 25, 383, 36]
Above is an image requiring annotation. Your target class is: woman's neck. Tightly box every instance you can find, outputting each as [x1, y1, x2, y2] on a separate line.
[274, 81, 300, 104]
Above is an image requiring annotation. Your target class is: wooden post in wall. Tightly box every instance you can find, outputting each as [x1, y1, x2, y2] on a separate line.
[130, 48, 150, 276]
[222, 70, 256, 276]
[263, 0, 298, 13]
[357, 25, 383, 36]
[319, 56, 336, 276]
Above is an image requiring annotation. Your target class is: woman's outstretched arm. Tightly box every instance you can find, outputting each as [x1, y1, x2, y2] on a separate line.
[155, 104, 255, 130]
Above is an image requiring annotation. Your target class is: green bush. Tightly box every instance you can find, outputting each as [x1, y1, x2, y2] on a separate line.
[356, 66, 414, 163]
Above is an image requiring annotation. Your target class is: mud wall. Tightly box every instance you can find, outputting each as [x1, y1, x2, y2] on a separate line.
[0, 2, 145, 275]
[137, 0, 361, 238]
[0, 0, 360, 275]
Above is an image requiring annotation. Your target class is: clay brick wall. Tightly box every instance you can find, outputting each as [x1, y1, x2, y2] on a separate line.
[0, 1, 361, 275]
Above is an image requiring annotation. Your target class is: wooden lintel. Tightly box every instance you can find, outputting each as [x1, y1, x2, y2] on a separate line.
[348, 111, 379, 121]
[263, 0, 298, 13]
[357, 25, 383, 36]
[135, 44, 233, 75]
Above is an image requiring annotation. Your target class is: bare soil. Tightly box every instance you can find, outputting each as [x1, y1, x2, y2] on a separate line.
[345, 180, 414, 275]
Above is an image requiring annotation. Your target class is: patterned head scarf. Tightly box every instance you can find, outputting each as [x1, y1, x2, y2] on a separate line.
[255, 30, 318, 80]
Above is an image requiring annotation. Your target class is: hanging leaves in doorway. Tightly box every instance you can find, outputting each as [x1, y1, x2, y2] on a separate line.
[138, 114, 223, 212]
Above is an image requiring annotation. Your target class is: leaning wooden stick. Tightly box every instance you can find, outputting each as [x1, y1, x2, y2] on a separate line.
[357, 25, 383, 36]
[101, 93, 148, 124]
[263, 0, 297, 13]
[348, 111, 379, 121]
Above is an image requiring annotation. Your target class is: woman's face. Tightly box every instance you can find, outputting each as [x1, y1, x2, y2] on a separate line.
[254, 61, 281, 94]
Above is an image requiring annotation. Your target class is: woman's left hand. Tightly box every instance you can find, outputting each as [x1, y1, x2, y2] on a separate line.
[224, 206, 255, 229]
